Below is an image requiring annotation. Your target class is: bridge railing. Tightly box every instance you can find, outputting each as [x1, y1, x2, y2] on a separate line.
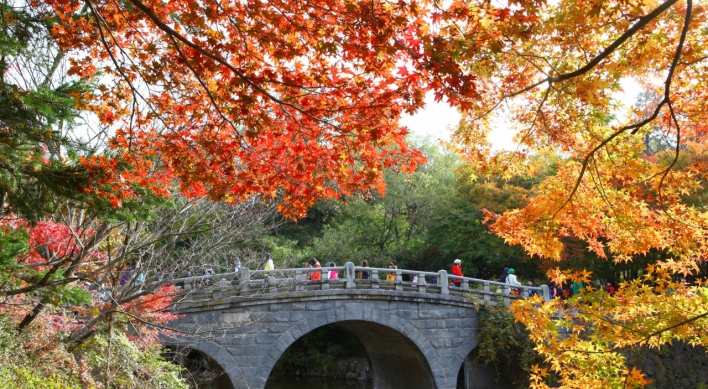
[173, 262, 550, 303]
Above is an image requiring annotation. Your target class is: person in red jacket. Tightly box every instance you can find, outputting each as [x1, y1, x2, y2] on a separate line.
[451, 259, 463, 287]
[306, 258, 322, 281]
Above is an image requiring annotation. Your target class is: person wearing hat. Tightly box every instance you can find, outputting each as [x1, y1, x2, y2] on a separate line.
[451, 259, 463, 287]
[507, 268, 522, 296]
[498, 267, 509, 283]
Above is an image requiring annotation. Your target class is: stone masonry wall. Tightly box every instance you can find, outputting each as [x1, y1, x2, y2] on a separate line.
[168, 289, 485, 389]
[630, 341, 708, 389]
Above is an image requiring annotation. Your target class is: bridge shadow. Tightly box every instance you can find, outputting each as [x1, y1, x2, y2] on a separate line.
[164, 346, 235, 389]
[266, 321, 435, 389]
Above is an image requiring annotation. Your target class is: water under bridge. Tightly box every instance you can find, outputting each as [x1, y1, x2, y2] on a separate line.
[165, 263, 550, 389]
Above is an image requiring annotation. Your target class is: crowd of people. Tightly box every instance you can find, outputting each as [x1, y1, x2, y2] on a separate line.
[172, 254, 631, 301]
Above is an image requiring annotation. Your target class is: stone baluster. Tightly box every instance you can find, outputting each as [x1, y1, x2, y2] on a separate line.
[239, 268, 250, 293]
[345, 262, 356, 289]
[321, 268, 330, 290]
[295, 270, 304, 292]
[268, 275, 277, 294]
[439, 270, 449, 295]
[541, 284, 550, 301]
[483, 281, 491, 303]
[462, 278, 469, 292]
[395, 270, 403, 291]
[417, 272, 427, 293]
[371, 269, 379, 289]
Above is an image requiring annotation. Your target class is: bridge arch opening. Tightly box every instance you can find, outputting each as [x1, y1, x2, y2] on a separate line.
[265, 320, 436, 389]
[164, 346, 235, 389]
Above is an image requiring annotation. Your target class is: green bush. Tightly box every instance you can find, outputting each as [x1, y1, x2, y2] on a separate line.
[474, 303, 545, 388]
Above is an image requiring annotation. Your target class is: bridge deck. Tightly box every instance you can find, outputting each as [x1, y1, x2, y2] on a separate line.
[172, 262, 550, 311]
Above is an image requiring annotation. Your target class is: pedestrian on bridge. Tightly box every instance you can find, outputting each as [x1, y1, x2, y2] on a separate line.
[328, 262, 338, 280]
[386, 263, 397, 282]
[305, 258, 321, 281]
[358, 260, 370, 280]
[231, 257, 242, 285]
[451, 259, 463, 287]
[263, 253, 274, 280]
[498, 267, 509, 284]
[507, 268, 522, 296]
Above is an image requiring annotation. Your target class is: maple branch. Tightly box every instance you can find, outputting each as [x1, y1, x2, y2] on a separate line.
[125, 0, 343, 132]
[550, 0, 691, 219]
[514, 84, 551, 153]
[508, 0, 679, 98]
[550, 126, 627, 220]
[657, 101, 682, 202]
[166, 34, 244, 142]
[635, 310, 708, 348]
[679, 55, 708, 66]
[84, 0, 172, 134]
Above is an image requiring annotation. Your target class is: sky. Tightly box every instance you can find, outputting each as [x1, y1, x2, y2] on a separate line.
[400, 94, 517, 151]
[404, 79, 644, 151]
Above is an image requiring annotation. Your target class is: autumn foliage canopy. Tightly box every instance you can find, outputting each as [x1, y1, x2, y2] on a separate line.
[4, 0, 708, 387]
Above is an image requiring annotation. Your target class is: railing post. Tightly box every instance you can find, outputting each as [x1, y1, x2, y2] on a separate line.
[541, 284, 550, 301]
[295, 270, 304, 291]
[483, 281, 491, 303]
[395, 270, 403, 291]
[502, 283, 510, 305]
[417, 272, 427, 293]
[345, 262, 356, 289]
[268, 275, 277, 294]
[239, 268, 250, 293]
[439, 270, 449, 295]
[371, 269, 379, 289]
[321, 269, 330, 290]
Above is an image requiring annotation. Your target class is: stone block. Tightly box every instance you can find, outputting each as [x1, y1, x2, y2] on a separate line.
[431, 339, 446, 349]
[306, 301, 326, 310]
[306, 314, 320, 329]
[436, 348, 456, 358]
[280, 328, 295, 345]
[419, 308, 452, 319]
[289, 311, 306, 321]
[270, 312, 291, 322]
[236, 345, 267, 357]
[414, 319, 440, 329]
[265, 323, 291, 334]
[254, 334, 273, 344]
[249, 374, 268, 389]
[325, 309, 337, 323]
[393, 309, 419, 320]
[344, 303, 363, 320]
[420, 328, 446, 338]
[297, 320, 311, 335]
[288, 326, 302, 341]
[233, 356, 261, 368]
[458, 328, 475, 339]
[369, 309, 390, 326]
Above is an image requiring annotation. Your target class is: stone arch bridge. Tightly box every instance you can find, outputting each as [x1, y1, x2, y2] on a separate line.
[166, 262, 549, 389]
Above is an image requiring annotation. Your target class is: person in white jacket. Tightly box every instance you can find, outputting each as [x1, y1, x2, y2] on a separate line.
[507, 268, 522, 296]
